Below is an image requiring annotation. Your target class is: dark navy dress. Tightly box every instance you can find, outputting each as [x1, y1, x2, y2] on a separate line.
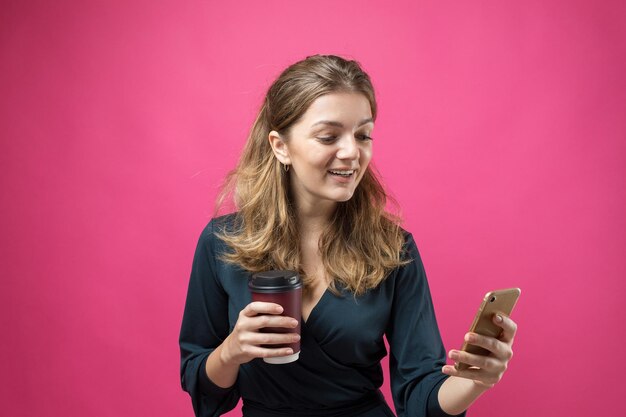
[179, 214, 464, 417]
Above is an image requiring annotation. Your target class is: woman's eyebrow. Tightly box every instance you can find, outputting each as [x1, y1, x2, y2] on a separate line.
[310, 117, 374, 128]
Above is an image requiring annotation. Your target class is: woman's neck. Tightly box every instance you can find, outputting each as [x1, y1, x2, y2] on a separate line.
[295, 199, 335, 236]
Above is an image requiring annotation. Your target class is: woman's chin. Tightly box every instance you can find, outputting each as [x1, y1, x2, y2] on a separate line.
[329, 189, 356, 202]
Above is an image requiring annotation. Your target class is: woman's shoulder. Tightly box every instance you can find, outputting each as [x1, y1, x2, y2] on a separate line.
[195, 212, 239, 249]
[399, 226, 412, 241]
[396, 226, 422, 264]
[198, 212, 237, 235]
[398, 225, 416, 247]
[207, 212, 238, 230]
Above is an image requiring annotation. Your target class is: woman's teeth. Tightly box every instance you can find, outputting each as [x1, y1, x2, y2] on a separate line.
[328, 170, 354, 177]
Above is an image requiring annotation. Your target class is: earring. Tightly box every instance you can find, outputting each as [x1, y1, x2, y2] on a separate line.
[284, 163, 290, 172]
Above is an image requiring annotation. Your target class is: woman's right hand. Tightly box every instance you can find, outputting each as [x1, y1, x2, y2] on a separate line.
[220, 302, 300, 366]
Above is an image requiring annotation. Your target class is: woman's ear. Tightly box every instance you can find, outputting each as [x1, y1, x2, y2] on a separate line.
[268, 130, 291, 165]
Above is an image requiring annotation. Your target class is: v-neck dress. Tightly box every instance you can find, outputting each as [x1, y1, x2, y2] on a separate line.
[179, 214, 464, 417]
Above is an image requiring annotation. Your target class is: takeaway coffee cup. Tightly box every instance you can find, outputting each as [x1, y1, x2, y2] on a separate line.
[248, 270, 302, 364]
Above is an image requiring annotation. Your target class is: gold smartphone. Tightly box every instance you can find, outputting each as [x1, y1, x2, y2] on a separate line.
[455, 288, 521, 371]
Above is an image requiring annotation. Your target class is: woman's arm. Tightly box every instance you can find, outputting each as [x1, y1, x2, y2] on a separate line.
[385, 233, 466, 417]
[180, 220, 299, 416]
[204, 343, 240, 389]
[438, 314, 518, 415]
[204, 302, 299, 389]
[179, 221, 241, 417]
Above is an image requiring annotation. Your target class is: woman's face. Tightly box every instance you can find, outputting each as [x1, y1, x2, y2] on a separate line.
[269, 92, 374, 211]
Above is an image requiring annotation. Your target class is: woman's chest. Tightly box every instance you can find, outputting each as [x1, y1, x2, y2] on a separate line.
[303, 286, 392, 365]
[218, 264, 394, 366]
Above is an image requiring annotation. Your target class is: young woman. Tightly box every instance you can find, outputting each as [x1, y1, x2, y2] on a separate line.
[179, 54, 517, 417]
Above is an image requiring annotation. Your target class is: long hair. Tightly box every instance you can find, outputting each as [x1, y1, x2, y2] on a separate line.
[215, 54, 409, 295]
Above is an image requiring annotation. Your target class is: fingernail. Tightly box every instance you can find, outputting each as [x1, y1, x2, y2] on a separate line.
[465, 333, 474, 342]
[496, 314, 503, 323]
[449, 351, 460, 360]
[293, 334, 301, 341]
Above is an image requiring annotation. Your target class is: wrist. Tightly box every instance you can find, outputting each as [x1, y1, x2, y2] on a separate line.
[438, 376, 490, 415]
[218, 337, 234, 366]
[472, 379, 493, 392]
[205, 339, 240, 389]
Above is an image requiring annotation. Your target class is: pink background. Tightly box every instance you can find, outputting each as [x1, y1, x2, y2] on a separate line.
[2, 1, 625, 416]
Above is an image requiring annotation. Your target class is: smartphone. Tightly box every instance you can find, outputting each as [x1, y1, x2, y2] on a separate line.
[455, 288, 521, 371]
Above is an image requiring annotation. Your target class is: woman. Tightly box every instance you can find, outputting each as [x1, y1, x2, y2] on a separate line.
[179, 54, 517, 417]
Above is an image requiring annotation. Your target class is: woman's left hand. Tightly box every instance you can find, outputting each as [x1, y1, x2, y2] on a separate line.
[442, 314, 518, 389]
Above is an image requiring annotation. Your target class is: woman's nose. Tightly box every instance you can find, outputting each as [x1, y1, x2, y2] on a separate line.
[336, 135, 359, 160]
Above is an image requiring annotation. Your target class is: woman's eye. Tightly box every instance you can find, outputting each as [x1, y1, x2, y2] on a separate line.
[316, 134, 373, 143]
[317, 136, 337, 143]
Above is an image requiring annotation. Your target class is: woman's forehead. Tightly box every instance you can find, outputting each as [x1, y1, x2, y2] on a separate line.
[298, 92, 373, 127]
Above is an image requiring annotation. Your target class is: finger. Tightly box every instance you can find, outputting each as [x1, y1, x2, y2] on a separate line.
[242, 302, 284, 317]
[248, 314, 299, 331]
[243, 332, 301, 346]
[243, 345, 296, 359]
[464, 332, 511, 360]
[492, 313, 518, 344]
[441, 365, 499, 387]
[448, 349, 504, 373]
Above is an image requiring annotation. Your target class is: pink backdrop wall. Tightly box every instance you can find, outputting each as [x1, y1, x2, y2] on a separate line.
[2, 1, 625, 416]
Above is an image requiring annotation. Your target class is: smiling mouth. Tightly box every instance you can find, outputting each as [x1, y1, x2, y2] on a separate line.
[328, 169, 355, 177]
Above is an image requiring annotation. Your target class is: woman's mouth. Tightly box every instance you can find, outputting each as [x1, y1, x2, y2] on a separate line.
[328, 169, 355, 177]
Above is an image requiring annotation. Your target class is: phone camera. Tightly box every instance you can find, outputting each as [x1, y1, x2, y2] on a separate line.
[489, 296, 496, 303]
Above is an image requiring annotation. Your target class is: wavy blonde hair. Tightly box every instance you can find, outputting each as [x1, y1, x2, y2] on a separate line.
[215, 54, 409, 295]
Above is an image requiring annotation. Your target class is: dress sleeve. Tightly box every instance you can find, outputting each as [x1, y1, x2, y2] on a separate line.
[179, 220, 240, 417]
[385, 233, 466, 417]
